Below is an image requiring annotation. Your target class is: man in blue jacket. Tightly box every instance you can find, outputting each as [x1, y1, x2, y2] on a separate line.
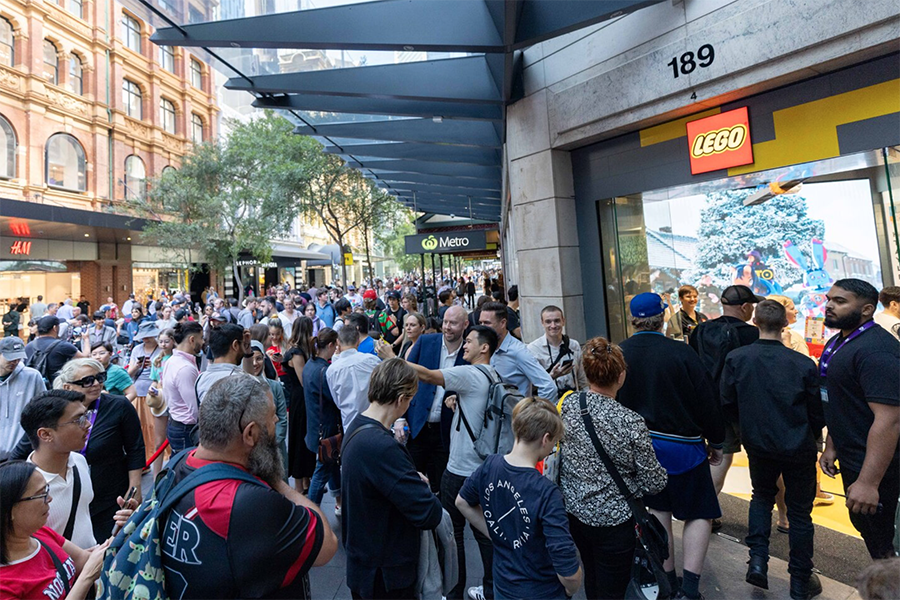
[404, 305, 469, 496]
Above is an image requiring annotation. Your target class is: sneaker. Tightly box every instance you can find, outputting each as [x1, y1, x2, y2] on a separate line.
[334, 504, 342, 517]
[813, 493, 834, 506]
[711, 518, 722, 532]
[467, 586, 485, 600]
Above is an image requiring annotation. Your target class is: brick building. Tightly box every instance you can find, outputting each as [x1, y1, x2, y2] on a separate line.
[0, 0, 218, 325]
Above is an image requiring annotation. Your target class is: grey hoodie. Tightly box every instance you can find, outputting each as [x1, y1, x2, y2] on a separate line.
[0, 362, 46, 459]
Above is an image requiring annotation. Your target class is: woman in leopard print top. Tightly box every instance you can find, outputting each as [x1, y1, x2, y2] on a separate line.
[559, 337, 666, 600]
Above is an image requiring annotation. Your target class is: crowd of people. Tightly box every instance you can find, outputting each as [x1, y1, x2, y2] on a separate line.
[0, 273, 897, 600]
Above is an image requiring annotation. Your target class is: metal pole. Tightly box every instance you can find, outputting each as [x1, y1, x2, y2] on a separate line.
[439, 254, 444, 289]
[420, 253, 427, 316]
[430, 253, 437, 318]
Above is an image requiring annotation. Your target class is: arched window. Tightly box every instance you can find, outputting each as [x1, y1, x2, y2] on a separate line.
[191, 113, 204, 143]
[189, 58, 202, 89]
[124, 155, 145, 199]
[160, 46, 175, 72]
[159, 98, 176, 134]
[0, 19, 13, 67]
[43, 40, 58, 84]
[67, 55, 83, 95]
[122, 14, 141, 53]
[162, 165, 176, 175]
[46, 133, 86, 191]
[122, 79, 142, 119]
[67, 0, 83, 19]
[0, 114, 16, 178]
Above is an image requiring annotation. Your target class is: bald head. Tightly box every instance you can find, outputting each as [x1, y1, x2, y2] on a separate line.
[442, 305, 468, 344]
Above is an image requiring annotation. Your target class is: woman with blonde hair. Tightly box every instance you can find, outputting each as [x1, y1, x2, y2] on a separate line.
[397, 311, 426, 360]
[766, 295, 810, 357]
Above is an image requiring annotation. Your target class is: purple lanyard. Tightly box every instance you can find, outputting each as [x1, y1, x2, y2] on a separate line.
[819, 321, 877, 377]
[79, 398, 100, 455]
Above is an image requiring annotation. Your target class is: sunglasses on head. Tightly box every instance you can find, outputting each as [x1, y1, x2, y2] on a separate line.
[70, 371, 107, 387]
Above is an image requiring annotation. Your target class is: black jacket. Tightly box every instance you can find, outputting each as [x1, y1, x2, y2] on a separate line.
[689, 315, 759, 394]
[720, 339, 824, 459]
[618, 332, 725, 445]
[341, 415, 443, 597]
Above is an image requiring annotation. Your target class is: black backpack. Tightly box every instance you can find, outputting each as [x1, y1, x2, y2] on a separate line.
[691, 320, 743, 387]
[26, 339, 63, 383]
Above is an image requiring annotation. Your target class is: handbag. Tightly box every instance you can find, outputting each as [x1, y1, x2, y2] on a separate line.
[316, 368, 343, 465]
[577, 392, 672, 600]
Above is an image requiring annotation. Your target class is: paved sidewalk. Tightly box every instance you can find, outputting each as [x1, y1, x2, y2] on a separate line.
[309, 494, 860, 600]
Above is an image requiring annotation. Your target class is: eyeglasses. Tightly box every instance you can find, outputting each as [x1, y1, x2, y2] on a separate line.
[69, 371, 107, 387]
[16, 486, 51, 504]
[59, 412, 92, 428]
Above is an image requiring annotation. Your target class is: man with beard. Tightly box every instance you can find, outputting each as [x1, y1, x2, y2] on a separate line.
[819, 279, 899, 559]
[161, 374, 338, 599]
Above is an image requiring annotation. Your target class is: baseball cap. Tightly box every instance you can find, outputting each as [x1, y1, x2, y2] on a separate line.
[720, 285, 765, 305]
[0, 337, 27, 360]
[174, 309, 188, 321]
[348, 285, 356, 291]
[386, 290, 401, 300]
[630, 292, 668, 318]
[210, 312, 227, 322]
[363, 289, 377, 300]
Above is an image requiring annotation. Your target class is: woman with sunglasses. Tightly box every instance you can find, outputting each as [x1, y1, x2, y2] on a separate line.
[0, 460, 111, 599]
[53, 358, 144, 544]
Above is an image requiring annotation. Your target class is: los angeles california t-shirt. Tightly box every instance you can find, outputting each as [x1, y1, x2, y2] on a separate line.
[459, 454, 580, 600]
[0, 527, 76, 600]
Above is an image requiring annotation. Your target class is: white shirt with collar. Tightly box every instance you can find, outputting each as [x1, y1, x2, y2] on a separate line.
[326, 348, 381, 431]
[28, 451, 96, 549]
[429, 337, 463, 422]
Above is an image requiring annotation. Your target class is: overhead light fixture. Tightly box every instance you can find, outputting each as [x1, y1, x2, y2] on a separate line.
[84, 233, 90, 237]
[403, 45, 415, 51]
[743, 179, 805, 206]
[433, 116, 443, 123]
[126, 237, 132, 241]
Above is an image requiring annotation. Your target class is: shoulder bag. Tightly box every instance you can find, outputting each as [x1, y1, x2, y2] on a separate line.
[578, 392, 672, 600]
[37, 539, 71, 596]
[317, 367, 343, 465]
[62, 465, 81, 541]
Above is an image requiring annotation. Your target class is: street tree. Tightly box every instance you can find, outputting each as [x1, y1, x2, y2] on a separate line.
[346, 184, 407, 282]
[376, 209, 420, 275]
[129, 113, 315, 301]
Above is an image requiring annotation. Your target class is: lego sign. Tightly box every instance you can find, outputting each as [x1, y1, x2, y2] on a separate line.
[686, 107, 754, 175]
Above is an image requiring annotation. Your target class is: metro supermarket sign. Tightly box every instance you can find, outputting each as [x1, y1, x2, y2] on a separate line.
[404, 230, 488, 254]
[686, 107, 753, 175]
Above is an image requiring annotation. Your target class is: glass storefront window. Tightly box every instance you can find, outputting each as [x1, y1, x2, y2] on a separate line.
[599, 149, 893, 341]
[46, 133, 86, 191]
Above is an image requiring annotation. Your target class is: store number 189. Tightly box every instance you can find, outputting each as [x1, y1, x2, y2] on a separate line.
[667, 44, 715, 78]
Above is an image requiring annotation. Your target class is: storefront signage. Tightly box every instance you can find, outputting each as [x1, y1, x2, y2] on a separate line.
[405, 230, 488, 254]
[343, 253, 353, 266]
[9, 240, 32, 255]
[235, 259, 277, 268]
[667, 44, 715, 79]
[686, 107, 754, 175]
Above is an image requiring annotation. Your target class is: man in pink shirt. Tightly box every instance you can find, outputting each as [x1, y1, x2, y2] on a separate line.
[161, 321, 204, 452]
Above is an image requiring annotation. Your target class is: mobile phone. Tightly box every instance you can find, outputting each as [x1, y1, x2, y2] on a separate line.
[111, 486, 138, 536]
[561, 358, 574, 367]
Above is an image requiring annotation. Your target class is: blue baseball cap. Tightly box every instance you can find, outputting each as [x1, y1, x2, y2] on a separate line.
[630, 292, 668, 318]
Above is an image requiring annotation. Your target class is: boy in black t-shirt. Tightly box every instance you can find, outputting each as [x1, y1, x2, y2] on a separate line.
[720, 301, 824, 599]
[820, 279, 900, 560]
[457, 398, 582, 600]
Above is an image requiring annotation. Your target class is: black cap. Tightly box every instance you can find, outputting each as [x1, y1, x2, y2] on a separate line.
[386, 290, 401, 300]
[721, 285, 765, 305]
[93, 311, 106, 320]
[174, 309, 188, 321]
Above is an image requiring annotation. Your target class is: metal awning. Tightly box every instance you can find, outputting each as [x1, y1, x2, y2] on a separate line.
[150, 0, 665, 222]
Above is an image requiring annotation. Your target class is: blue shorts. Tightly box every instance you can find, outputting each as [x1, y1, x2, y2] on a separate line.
[644, 460, 721, 521]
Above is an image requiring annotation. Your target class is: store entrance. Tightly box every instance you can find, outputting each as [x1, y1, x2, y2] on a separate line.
[598, 148, 898, 343]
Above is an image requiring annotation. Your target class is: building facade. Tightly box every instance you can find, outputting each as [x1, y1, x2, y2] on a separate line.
[504, 0, 900, 343]
[0, 0, 218, 321]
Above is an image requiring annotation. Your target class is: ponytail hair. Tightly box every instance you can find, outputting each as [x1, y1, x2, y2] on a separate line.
[581, 337, 626, 388]
[511, 397, 564, 444]
[314, 327, 338, 350]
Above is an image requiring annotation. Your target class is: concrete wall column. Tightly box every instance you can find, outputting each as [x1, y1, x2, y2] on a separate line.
[506, 89, 585, 343]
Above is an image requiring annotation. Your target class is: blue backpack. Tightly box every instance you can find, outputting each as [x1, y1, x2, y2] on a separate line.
[97, 449, 264, 599]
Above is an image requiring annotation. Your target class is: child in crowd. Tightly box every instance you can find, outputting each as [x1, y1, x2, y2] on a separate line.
[456, 397, 583, 600]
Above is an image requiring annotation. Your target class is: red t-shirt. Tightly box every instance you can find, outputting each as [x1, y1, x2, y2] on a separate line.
[268, 345, 287, 378]
[0, 527, 76, 600]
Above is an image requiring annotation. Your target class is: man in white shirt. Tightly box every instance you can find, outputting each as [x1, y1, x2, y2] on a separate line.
[196, 324, 250, 404]
[345, 285, 364, 310]
[874, 286, 900, 341]
[20, 389, 97, 548]
[326, 324, 380, 431]
[526, 305, 588, 397]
